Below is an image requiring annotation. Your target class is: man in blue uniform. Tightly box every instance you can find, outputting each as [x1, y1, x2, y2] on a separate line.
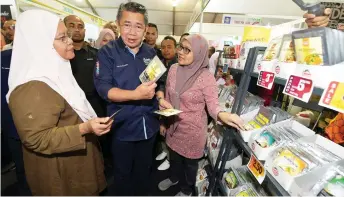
[94, 2, 170, 195]
[1, 49, 31, 195]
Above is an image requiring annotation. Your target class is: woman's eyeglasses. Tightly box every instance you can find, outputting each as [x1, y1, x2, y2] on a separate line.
[177, 44, 191, 54]
[54, 32, 72, 43]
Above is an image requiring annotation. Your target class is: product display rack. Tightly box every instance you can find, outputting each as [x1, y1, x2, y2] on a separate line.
[206, 41, 342, 196]
[229, 68, 324, 96]
[207, 47, 290, 196]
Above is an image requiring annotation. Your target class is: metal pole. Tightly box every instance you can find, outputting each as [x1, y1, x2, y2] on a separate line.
[199, 0, 204, 33]
[172, 6, 176, 36]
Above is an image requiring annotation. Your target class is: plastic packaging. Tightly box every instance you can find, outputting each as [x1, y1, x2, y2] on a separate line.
[262, 37, 283, 61]
[292, 27, 344, 66]
[271, 142, 341, 177]
[278, 34, 296, 63]
[243, 106, 291, 131]
[222, 166, 267, 196]
[309, 166, 344, 196]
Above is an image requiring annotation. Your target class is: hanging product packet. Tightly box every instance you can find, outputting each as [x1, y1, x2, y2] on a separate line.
[308, 166, 344, 197]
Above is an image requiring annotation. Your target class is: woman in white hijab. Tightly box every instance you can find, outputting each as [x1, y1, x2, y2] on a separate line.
[7, 10, 113, 195]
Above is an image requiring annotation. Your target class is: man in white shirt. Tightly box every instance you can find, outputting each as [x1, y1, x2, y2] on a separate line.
[209, 51, 219, 75]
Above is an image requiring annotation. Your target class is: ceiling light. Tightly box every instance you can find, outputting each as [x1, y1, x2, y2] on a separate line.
[172, 0, 180, 7]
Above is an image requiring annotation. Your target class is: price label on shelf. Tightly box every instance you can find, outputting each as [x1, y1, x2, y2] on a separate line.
[247, 154, 266, 184]
[319, 81, 344, 113]
[283, 75, 314, 103]
[257, 71, 275, 90]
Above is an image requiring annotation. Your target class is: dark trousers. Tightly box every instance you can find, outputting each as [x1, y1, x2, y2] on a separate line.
[169, 147, 199, 195]
[111, 134, 157, 196]
[7, 137, 32, 196]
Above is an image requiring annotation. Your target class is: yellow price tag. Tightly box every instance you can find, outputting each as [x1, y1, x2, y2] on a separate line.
[319, 81, 344, 113]
[247, 154, 266, 184]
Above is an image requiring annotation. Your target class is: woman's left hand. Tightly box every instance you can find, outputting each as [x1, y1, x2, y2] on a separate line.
[218, 112, 245, 131]
[159, 98, 173, 110]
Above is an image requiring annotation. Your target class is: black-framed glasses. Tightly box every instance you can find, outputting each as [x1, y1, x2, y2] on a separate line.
[120, 24, 145, 33]
[177, 44, 191, 54]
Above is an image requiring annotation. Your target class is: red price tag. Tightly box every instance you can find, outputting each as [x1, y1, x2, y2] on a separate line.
[257, 71, 275, 90]
[247, 154, 266, 184]
[283, 75, 314, 103]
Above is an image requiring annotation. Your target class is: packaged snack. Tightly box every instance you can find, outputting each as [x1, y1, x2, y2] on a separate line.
[322, 175, 344, 196]
[272, 141, 341, 178]
[232, 184, 259, 196]
[292, 27, 344, 66]
[255, 130, 276, 148]
[262, 37, 283, 61]
[278, 34, 296, 63]
[309, 166, 344, 197]
[154, 108, 182, 117]
[225, 170, 238, 189]
[273, 148, 308, 176]
[139, 55, 167, 82]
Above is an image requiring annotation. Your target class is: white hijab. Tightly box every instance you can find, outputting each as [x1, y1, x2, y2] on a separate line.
[6, 10, 97, 122]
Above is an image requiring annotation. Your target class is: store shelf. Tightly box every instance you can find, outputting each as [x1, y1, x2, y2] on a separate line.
[218, 178, 228, 196]
[230, 68, 324, 96]
[225, 127, 290, 196]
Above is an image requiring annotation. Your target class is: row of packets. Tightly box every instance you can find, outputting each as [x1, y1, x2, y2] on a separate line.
[223, 165, 267, 196]
[270, 141, 341, 178]
[263, 27, 344, 66]
[310, 165, 344, 197]
[253, 124, 305, 148]
[218, 84, 265, 115]
[243, 106, 291, 131]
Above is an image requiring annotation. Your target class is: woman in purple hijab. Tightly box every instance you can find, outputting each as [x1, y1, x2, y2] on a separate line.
[157, 34, 244, 196]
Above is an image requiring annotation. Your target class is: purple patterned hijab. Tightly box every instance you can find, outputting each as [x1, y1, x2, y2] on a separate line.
[171, 34, 209, 131]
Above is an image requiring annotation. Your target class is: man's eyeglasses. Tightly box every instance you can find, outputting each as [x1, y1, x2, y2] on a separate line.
[177, 44, 191, 54]
[120, 24, 145, 33]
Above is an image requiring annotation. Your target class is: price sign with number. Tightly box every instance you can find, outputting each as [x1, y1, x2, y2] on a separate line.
[319, 81, 344, 113]
[283, 75, 314, 103]
[257, 71, 275, 90]
[247, 154, 266, 184]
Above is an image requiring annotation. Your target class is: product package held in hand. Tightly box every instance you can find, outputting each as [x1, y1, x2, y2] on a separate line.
[139, 55, 167, 83]
[292, 27, 344, 66]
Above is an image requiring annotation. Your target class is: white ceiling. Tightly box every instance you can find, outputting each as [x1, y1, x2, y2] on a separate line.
[17, 0, 312, 36]
[64, 0, 199, 36]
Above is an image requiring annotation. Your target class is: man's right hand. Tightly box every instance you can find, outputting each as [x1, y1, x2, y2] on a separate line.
[134, 81, 157, 100]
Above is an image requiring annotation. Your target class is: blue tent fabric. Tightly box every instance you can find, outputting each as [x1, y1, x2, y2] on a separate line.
[1, 49, 20, 140]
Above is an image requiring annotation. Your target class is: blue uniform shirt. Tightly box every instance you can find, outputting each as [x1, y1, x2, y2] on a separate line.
[1, 49, 20, 140]
[94, 37, 159, 141]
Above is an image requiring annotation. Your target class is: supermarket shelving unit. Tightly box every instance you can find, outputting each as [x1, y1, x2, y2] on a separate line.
[206, 43, 337, 196]
[206, 47, 298, 196]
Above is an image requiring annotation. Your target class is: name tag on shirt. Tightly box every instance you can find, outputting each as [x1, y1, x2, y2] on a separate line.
[117, 64, 129, 68]
[87, 58, 94, 61]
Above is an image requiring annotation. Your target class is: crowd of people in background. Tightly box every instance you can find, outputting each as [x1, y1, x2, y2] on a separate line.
[0, 1, 335, 196]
